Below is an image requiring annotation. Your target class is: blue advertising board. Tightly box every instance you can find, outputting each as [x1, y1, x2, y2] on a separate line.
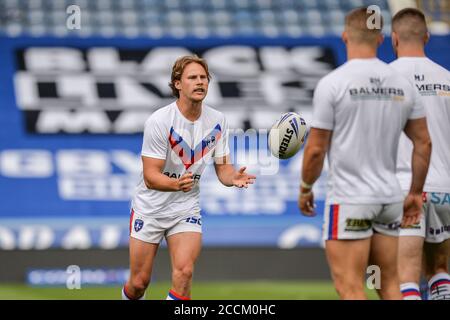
[1, 35, 449, 249]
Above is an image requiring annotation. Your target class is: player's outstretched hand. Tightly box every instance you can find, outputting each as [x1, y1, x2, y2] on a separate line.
[178, 172, 194, 192]
[232, 167, 256, 188]
[402, 193, 422, 227]
[298, 191, 316, 216]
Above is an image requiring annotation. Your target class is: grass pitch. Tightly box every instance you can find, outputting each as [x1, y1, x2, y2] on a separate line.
[0, 281, 379, 300]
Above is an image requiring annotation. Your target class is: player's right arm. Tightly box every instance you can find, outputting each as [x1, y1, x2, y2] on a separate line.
[142, 156, 193, 192]
[141, 114, 193, 193]
[402, 117, 432, 226]
[299, 76, 334, 216]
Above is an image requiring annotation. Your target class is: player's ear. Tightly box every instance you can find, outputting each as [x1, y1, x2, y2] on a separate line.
[391, 31, 399, 47]
[342, 31, 348, 45]
[174, 80, 181, 90]
[377, 33, 384, 46]
[424, 32, 430, 44]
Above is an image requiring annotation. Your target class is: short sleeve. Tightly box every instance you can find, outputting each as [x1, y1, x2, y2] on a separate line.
[141, 116, 167, 159]
[213, 116, 230, 158]
[408, 88, 426, 120]
[311, 77, 335, 130]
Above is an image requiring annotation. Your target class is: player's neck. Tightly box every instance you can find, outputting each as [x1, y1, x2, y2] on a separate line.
[176, 98, 202, 122]
[346, 45, 378, 60]
[396, 45, 426, 58]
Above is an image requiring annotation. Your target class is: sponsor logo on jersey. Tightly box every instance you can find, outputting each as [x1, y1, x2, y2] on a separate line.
[134, 219, 144, 232]
[429, 225, 450, 235]
[416, 83, 450, 97]
[349, 87, 405, 100]
[185, 216, 202, 226]
[163, 172, 201, 181]
[344, 218, 372, 232]
[401, 222, 421, 229]
[430, 192, 450, 205]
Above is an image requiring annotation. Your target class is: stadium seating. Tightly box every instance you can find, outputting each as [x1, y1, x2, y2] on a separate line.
[0, 0, 393, 37]
[417, 0, 450, 34]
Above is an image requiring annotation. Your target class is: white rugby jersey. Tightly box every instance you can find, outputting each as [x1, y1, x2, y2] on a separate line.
[390, 57, 450, 193]
[132, 102, 230, 217]
[311, 58, 425, 204]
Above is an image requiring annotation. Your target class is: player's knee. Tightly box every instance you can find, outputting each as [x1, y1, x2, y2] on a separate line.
[173, 265, 194, 281]
[334, 277, 364, 297]
[130, 274, 150, 292]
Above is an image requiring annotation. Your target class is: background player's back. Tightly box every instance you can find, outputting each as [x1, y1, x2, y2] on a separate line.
[391, 57, 450, 193]
[313, 58, 424, 203]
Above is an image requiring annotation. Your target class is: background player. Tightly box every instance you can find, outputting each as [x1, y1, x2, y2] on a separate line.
[122, 55, 256, 300]
[390, 8, 450, 300]
[298, 7, 432, 299]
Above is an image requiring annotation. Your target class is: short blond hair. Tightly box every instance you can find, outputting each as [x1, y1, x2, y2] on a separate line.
[345, 7, 383, 46]
[392, 8, 428, 43]
[169, 55, 211, 98]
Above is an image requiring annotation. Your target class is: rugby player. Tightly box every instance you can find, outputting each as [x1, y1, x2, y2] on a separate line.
[122, 55, 256, 300]
[298, 7, 432, 300]
[390, 8, 450, 300]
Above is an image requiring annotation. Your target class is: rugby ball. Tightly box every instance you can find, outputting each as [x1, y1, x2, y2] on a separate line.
[268, 112, 307, 159]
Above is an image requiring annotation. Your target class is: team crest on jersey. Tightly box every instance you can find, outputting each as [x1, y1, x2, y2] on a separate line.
[205, 135, 217, 149]
[134, 219, 144, 232]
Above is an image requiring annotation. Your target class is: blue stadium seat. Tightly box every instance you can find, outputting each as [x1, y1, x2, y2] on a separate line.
[0, 0, 397, 37]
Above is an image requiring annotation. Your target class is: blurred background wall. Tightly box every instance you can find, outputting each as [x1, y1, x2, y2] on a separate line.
[0, 0, 449, 286]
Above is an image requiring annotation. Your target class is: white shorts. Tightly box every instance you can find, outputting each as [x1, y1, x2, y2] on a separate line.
[129, 208, 202, 244]
[323, 202, 402, 240]
[399, 192, 450, 243]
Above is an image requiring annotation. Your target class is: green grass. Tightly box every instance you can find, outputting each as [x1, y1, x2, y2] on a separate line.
[0, 281, 379, 300]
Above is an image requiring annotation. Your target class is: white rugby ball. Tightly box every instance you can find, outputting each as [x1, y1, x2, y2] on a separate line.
[268, 112, 308, 159]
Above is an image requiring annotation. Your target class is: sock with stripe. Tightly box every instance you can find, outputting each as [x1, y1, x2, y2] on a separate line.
[428, 272, 450, 300]
[400, 282, 421, 300]
[122, 285, 146, 300]
[166, 289, 190, 300]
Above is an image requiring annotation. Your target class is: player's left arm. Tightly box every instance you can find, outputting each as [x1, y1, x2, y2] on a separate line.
[214, 155, 256, 188]
[299, 128, 332, 215]
[402, 117, 432, 227]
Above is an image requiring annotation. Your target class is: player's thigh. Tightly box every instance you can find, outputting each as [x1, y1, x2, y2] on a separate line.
[167, 232, 202, 270]
[166, 213, 203, 268]
[128, 211, 164, 277]
[129, 237, 159, 277]
[325, 238, 371, 279]
[397, 235, 424, 282]
[370, 232, 400, 275]
[398, 212, 425, 274]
